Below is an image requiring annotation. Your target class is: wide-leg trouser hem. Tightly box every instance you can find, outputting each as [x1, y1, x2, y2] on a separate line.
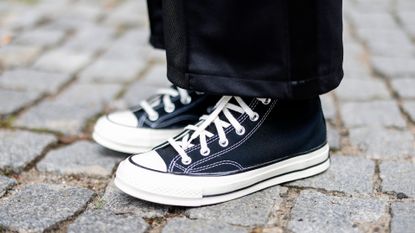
[167, 65, 343, 99]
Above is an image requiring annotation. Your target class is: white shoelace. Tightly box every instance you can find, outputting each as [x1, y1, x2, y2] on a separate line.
[140, 87, 191, 121]
[168, 96, 271, 165]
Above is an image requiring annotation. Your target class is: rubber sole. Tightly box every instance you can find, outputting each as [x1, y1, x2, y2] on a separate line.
[114, 144, 330, 206]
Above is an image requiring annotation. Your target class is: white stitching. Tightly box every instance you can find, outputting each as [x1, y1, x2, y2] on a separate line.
[188, 160, 243, 173]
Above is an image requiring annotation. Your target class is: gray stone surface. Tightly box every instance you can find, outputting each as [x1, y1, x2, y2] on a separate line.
[102, 181, 168, 218]
[336, 78, 390, 101]
[0, 69, 71, 94]
[140, 65, 172, 87]
[0, 45, 41, 68]
[349, 127, 414, 159]
[186, 186, 287, 227]
[340, 101, 406, 128]
[391, 202, 415, 233]
[34, 48, 92, 74]
[321, 94, 337, 122]
[0, 175, 16, 197]
[37, 141, 124, 177]
[15, 83, 121, 134]
[14, 28, 66, 49]
[80, 59, 145, 83]
[371, 57, 415, 78]
[288, 190, 387, 233]
[402, 101, 415, 122]
[0, 184, 94, 233]
[391, 78, 415, 99]
[327, 124, 341, 150]
[122, 82, 162, 107]
[0, 130, 56, 172]
[380, 161, 415, 197]
[290, 155, 374, 194]
[68, 209, 148, 233]
[162, 218, 249, 233]
[63, 25, 115, 53]
[0, 89, 41, 115]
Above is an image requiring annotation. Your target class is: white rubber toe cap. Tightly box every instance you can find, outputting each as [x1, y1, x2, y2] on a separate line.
[107, 111, 138, 127]
[131, 151, 167, 172]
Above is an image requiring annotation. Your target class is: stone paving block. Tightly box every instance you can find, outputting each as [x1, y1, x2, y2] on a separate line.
[321, 93, 336, 122]
[342, 57, 372, 78]
[0, 89, 41, 115]
[0, 176, 16, 197]
[0, 184, 94, 233]
[104, 0, 147, 27]
[60, 2, 103, 21]
[14, 28, 65, 49]
[80, 59, 145, 83]
[290, 155, 374, 194]
[335, 78, 390, 101]
[327, 124, 341, 150]
[371, 57, 415, 79]
[186, 186, 287, 227]
[349, 127, 414, 160]
[288, 190, 387, 233]
[101, 43, 150, 61]
[391, 78, 415, 99]
[0, 69, 71, 94]
[63, 25, 115, 53]
[122, 82, 161, 107]
[391, 202, 415, 233]
[117, 29, 150, 47]
[102, 181, 168, 218]
[348, 11, 398, 29]
[34, 48, 93, 74]
[37, 141, 124, 177]
[14, 83, 121, 134]
[162, 218, 249, 233]
[3, 8, 46, 30]
[140, 65, 172, 87]
[380, 161, 415, 197]
[43, 17, 95, 32]
[0, 45, 41, 69]
[0, 130, 56, 173]
[402, 101, 415, 122]
[68, 209, 148, 233]
[340, 100, 406, 128]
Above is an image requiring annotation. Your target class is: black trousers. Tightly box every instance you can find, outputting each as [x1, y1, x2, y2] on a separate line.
[147, 0, 343, 99]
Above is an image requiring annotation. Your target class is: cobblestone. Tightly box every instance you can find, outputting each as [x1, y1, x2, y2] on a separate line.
[349, 127, 414, 160]
[327, 124, 341, 150]
[391, 78, 415, 99]
[0, 45, 41, 69]
[0, 69, 71, 94]
[0, 184, 94, 233]
[371, 57, 415, 79]
[0, 130, 56, 173]
[80, 59, 145, 83]
[288, 190, 387, 233]
[290, 155, 374, 194]
[336, 78, 390, 101]
[14, 28, 66, 49]
[0, 175, 16, 197]
[14, 83, 121, 134]
[37, 141, 124, 178]
[380, 161, 415, 197]
[162, 218, 249, 233]
[391, 202, 415, 233]
[0, 89, 41, 115]
[186, 186, 287, 227]
[34, 48, 93, 74]
[402, 101, 415, 122]
[140, 65, 172, 87]
[320, 94, 337, 122]
[68, 209, 149, 233]
[102, 181, 168, 218]
[63, 25, 115, 53]
[340, 101, 406, 128]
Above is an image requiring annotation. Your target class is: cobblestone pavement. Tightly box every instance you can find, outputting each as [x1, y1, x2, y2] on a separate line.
[0, 0, 414, 232]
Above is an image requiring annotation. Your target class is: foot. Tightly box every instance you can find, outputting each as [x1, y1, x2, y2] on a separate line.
[93, 86, 219, 153]
[115, 96, 329, 206]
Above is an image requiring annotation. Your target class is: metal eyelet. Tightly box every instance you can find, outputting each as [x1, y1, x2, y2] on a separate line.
[164, 104, 175, 113]
[263, 99, 271, 105]
[181, 158, 192, 165]
[219, 139, 229, 147]
[148, 113, 159, 121]
[200, 148, 210, 156]
[236, 126, 246, 135]
[250, 113, 259, 122]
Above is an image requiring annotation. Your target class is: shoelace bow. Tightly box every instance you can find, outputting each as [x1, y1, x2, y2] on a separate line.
[140, 87, 191, 121]
[168, 96, 271, 165]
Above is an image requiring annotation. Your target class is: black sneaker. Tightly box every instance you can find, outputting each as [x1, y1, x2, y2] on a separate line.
[114, 96, 329, 206]
[93, 86, 219, 153]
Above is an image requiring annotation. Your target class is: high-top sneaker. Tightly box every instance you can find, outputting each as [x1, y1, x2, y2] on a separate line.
[93, 86, 219, 153]
[114, 96, 329, 206]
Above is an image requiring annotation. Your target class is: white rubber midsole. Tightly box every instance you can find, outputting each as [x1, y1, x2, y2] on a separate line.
[114, 144, 330, 206]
